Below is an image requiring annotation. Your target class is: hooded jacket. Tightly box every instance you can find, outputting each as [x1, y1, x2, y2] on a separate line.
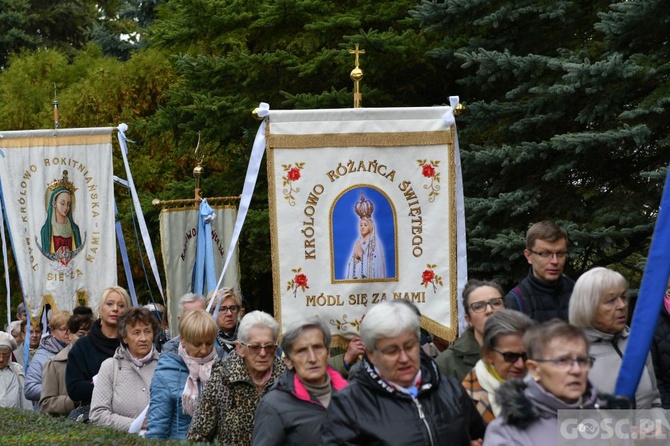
[89, 345, 159, 432]
[320, 352, 486, 445]
[145, 351, 195, 440]
[585, 327, 661, 409]
[253, 367, 348, 446]
[484, 377, 610, 446]
[434, 329, 480, 382]
[25, 334, 67, 406]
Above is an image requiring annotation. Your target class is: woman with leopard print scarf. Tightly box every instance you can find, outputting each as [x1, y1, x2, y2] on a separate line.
[186, 311, 286, 445]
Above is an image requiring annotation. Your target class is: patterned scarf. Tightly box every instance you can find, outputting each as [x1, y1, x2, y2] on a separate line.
[474, 360, 504, 417]
[178, 343, 217, 416]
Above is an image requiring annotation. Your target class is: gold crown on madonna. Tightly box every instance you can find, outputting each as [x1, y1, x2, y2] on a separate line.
[47, 170, 77, 194]
[354, 191, 374, 219]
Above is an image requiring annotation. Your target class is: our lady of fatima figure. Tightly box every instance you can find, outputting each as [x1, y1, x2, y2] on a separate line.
[346, 190, 386, 279]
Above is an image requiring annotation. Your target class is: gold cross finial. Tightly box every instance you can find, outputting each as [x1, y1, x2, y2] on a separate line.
[349, 43, 365, 67]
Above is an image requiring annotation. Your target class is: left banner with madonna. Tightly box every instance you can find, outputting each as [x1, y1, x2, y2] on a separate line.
[0, 127, 117, 319]
[267, 107, 461, 347]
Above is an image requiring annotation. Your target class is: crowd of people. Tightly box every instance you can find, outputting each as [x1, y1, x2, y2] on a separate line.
[1, 220, 669, 444]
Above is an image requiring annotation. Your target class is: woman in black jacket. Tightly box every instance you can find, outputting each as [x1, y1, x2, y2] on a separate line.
[66, 286, 130, 406]
[320, 300, 486, 445]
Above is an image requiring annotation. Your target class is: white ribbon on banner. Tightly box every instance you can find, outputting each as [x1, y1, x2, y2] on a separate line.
[116, 124, 165, 305]
[208, 103, 270, 316]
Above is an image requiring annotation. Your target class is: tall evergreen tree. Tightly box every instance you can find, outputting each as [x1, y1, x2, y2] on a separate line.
[146, 0, 451, 308]
[412, 0, 669, 289]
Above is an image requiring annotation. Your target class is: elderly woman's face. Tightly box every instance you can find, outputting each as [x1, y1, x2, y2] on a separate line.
[123, 321, 154, 358]
[465, 286, 504, 338]
[0, 348, 11, 370]
[182, 336, 216, 358]
[238, 326, 276, 374]
[367, 329, 420, 388]
[528, 336, 590, 404]
[51, 323, 70, 345]
[483, 333, 527, 380]
[217, 296, 240, 332]
[286, 327, 329, 385]
[593, 287, 628, 334]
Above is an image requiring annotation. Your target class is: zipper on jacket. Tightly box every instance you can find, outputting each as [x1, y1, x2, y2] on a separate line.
[412, 398, 435, 446]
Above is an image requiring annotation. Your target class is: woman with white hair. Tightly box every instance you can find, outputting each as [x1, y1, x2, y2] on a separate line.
[187, 310, 286, 445]
[252, 317, 347, 445]
[569, 266, 661, 408]
[321, 300, 486, 445]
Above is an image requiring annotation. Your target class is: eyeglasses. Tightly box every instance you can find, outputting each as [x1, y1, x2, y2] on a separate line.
[531, 356, 595, 370]
[239, 341, 277, 356]
[528, 249, 568, 259]
[469, 298, 504, 313]
[0, 351, 11, 360]
[493, 348, 527, 363]
[55, 327, 68, 333]
[377, 340, 420, 359]
[219, 305, 240, 314]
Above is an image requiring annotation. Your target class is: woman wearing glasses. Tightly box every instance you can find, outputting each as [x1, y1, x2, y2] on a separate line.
[252, 317, 348, 446]
[321, 301, 486, 445]
[462, 309, 534, 424]
[187, 311, 286, 445]
[25, 310, 72, 409]
[484, 319, 605, 445]
[208, 288, 244, 354]
[569, 267, 661, 409]
[436, 279, 505, 381]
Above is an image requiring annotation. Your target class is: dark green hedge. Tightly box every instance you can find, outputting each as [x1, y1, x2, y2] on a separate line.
[0, 408, 201, 445]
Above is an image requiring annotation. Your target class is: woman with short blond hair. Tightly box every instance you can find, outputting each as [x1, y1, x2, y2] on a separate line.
[25, 310, 72, 409]
[146, 310, 219, 439]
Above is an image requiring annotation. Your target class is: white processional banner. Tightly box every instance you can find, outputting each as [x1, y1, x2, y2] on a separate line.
[267, 107, 460, 346]
[0, 128, 117, 319]
[160, 205, 240, 329]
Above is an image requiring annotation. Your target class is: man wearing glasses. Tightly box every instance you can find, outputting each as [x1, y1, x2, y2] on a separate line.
[504, 221, 575, 322]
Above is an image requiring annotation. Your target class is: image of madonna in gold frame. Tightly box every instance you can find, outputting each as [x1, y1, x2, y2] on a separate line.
[331, 185, 398, 282]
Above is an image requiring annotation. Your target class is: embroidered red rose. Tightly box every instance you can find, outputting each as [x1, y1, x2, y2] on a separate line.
[294, 273, 308, 288]
[287, 167, 301, 181]
[422, 163, 435, 178]
[421, 269, 435, 285]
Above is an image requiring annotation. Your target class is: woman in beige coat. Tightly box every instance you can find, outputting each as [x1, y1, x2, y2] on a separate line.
[39, 308, 93, 416]
[90, 307, 159, 432]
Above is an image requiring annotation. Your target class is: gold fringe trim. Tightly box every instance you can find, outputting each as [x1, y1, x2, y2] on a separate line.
[268, 131, 453, 149]
[0, 134, 111, 148]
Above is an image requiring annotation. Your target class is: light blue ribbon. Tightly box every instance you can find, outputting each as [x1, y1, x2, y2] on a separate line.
[114, 198, 138, 307]
[193, 199, 216, 295]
